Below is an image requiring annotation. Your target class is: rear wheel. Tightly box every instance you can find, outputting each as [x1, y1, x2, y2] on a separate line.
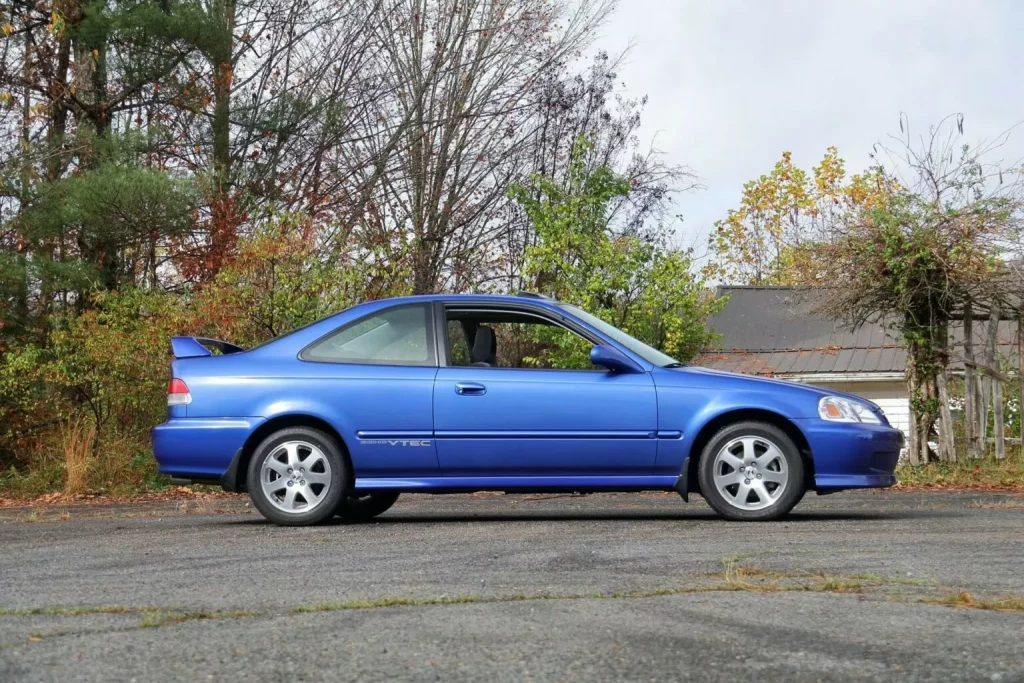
[247, 427, 347, 526]
[697, 421, 805, 521]
[335, 491, 400, 522]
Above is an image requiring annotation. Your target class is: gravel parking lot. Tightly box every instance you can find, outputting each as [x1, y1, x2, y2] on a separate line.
[1, 490, 1022, 682]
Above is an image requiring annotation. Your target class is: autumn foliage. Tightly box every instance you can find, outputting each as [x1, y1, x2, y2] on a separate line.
[706, 147, 890, 286]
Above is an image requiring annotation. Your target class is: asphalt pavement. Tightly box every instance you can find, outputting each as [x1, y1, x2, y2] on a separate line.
[1, 489, 1022, 682]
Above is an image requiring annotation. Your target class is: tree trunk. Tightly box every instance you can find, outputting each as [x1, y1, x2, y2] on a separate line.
[922, 375, 937, 463]
[979, 306, 999, 458]
[963, 300, 977, 457]
[937, 319, 955, 460]
[13, 30, 33, 335]
[906, 361, 921, 466]
[208, 0, 237, 275]
[1019, 311, 1024, 460]
[905, 344, 937, 465]
[937, 368, 956, 461]
[994, 370, 1005, 460]
[991, 305, 1005, 459]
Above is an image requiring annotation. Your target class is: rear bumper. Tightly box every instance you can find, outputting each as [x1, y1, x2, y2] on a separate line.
[797, 420, 903, 492]
[152, 418, 264, 481]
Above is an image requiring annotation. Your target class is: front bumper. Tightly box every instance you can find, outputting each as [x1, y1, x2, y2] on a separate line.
[152, 417, 264, 481]
[797, 420, 903, 491]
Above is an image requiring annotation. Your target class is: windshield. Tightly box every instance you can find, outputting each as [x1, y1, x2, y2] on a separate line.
[559, 304, 681, 368]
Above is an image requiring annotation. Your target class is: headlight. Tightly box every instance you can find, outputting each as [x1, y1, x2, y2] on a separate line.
[818, 396, 881, 424]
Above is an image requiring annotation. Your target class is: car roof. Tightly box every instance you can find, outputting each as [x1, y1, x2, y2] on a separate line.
[366, 293, 561, 307]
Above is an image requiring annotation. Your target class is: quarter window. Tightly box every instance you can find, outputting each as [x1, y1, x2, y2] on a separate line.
[302, 304, 434, 365]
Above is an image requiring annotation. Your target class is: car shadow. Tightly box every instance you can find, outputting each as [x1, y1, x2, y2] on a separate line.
[225, 507, 958, 526]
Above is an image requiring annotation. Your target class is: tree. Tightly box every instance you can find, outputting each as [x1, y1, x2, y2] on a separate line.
[805, 116, 1023, 464]
[708, 147, 888, 285]
[370, 0, 616, 294]
[164, 0, 402, 273]
[498, 50, 697, 292]
[510, 136, 722, 367]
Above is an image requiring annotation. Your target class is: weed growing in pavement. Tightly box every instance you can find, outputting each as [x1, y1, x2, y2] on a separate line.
[919, 591, 1024, 612]
[139, 609, 254, 628]
[3, 561, 1021, 638]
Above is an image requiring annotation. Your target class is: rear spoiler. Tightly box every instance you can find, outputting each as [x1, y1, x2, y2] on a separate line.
[170, 336, 246, 359]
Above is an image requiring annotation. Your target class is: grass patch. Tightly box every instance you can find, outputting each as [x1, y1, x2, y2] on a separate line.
[139, 609, 254, 628]
[14, 509, 71, 523]
[896, 454, 1024, 490]
[920, 591, 1024, 612]
[4, 561, 1021, 637]
[0, 605, 152, 617]
[0, 604, 256, 628]
[291, 565, 930, 616]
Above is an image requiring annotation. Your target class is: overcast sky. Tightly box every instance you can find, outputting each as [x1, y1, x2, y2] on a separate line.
[595, 0, 1024, 256]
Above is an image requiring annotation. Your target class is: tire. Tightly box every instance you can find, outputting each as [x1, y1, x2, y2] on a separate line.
[335, 491, 400, 522]
[697, 421, 805, 521]
[247, 427, 348, 526]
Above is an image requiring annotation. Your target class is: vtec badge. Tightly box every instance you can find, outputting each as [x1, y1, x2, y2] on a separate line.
[362, 439, 432, 447]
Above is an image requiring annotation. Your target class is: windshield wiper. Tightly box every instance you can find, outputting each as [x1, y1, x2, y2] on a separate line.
[662, 362, 687, 368]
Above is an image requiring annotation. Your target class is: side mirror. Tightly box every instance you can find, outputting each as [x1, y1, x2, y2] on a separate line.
[590, 344, 644, 374]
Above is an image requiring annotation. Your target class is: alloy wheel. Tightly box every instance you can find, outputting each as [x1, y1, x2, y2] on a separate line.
[260, 441, 333, 513]
[712, 436, 789, 511]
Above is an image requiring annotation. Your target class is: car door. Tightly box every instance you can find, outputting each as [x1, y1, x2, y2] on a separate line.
[432, 303, 658, 476]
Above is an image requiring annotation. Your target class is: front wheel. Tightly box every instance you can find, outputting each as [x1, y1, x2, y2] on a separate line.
[335, 492, 400, 522]
[697, 421, 805, 521]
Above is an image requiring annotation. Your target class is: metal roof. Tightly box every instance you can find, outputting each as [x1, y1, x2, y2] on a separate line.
[696, 286, 1018, 377]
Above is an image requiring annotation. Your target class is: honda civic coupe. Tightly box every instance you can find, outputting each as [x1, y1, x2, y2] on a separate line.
[152, 293, 902, 525]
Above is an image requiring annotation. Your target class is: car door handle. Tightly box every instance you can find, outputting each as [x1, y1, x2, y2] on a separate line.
[455, 382, 486, 396]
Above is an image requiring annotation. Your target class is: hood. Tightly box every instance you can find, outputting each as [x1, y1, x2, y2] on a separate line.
[668, 366, 880, 409]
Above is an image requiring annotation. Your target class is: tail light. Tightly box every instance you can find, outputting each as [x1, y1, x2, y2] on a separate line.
[168, 378, 192, 406]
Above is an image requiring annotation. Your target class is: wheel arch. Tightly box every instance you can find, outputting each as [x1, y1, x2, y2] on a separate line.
[224, 414, 353, 492]
[686, 408, 815, 495]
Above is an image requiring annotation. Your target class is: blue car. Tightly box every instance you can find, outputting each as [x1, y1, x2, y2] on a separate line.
[153, 293, 902, 525]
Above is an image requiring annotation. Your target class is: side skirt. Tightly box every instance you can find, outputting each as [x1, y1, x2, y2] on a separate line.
[353, 475, 678, 494]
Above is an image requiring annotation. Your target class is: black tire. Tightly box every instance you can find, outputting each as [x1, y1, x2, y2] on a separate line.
[697, 421, 805, 521]
[246, 426, 348, 526]
[335, 491, 400, 522]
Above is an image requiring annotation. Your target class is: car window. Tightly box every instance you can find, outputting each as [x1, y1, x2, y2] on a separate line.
[445, 308, 596, 370]
[447, 320, 472, 365]
[559, 304, 679, 367]
[303, 304, 434, 365]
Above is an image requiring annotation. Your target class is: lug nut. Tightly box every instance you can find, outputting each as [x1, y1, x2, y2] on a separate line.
[744, 479, 751, 484]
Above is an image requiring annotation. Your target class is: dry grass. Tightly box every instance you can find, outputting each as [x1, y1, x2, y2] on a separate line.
[896, 453, 1024, 490]
[138, 609, 254, 628]
[14, 509, 71, 523]
[5, 563, 1023, 637]
[60, 417, 96, 495]
[920, 591, 1024, 612]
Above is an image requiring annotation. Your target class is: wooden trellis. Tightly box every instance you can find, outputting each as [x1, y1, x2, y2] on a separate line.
[955, 299, 1022, 461]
